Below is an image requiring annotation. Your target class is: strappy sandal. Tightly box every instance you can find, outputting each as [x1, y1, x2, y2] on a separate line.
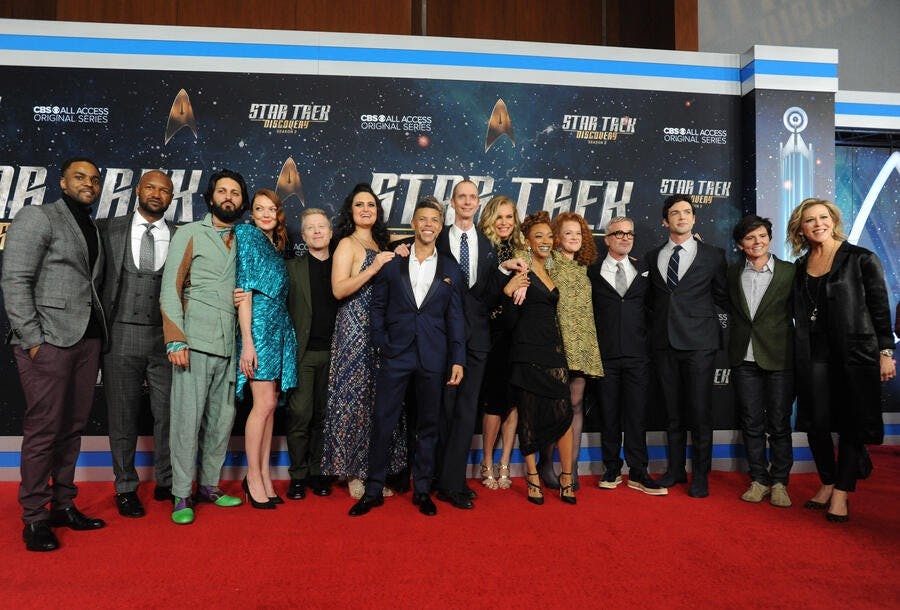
[559, 471, 577, 505]
[525, 471, 544, 505]
[497, 463, 512, 490]
[480, 463, 499, 490]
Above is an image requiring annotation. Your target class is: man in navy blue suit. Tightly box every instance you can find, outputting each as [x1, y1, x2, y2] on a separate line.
[349, 199, 466, 517]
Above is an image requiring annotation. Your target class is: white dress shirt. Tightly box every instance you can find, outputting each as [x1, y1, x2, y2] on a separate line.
[599, 254, 638, 291]
[130, 212, 170, 271]
[447, 224, 478, 288]
[408, 243, 438, 308]
[740, 253, 775, 361]
[657, 236, 697, 283]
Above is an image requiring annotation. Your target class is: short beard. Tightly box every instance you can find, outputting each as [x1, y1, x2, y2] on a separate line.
[209, 201, 244, 224]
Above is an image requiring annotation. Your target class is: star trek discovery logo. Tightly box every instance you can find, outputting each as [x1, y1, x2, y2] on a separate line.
[248, 103, 330, 133]
[659, 178, 733, 205]
[561, 114, 636, 144]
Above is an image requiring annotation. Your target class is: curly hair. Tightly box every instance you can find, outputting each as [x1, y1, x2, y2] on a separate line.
[477, 195, 525, 249]
[250, 189, 289, 252]
[786, 197, 846, 256]
[551, 212, 597, 266]
[521, 210, 552, 239]
[332, 183, 391, 251]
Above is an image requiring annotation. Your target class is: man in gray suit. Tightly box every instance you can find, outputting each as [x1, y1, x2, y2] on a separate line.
[2, 157, 109, 551]
[97, 170, 176, 518]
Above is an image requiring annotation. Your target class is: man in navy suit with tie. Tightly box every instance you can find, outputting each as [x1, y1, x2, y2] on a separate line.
[644, 195, 729, 498]
[349, 198, 466, 517]
[588, 217, 667, 496]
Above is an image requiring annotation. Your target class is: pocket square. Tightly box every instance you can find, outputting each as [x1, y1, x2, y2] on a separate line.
[641, 271, 649, 277]
[442, 277, 453, 285]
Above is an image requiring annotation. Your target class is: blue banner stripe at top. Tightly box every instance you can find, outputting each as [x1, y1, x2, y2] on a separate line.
[740, 59, 838, 82]
[0, 34, 738, 81]
[835, 102, 900, 117]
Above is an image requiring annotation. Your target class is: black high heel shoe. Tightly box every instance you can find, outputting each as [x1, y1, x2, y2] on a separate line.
[559, 471, 577, 505]
[268, 493, 285, 505]
[826, 499, 849, 523]
[525, 471, 544, 505]
[243, 477, 276, 510]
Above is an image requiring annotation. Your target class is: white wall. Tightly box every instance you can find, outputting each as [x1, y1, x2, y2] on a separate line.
[699, 0, 899, 93]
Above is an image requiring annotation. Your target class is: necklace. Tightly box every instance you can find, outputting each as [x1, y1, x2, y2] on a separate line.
[352, 233, 379, 251]
[803, 273, 825, 323]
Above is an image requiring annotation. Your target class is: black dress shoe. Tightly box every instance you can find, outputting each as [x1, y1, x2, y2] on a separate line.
[153, 485, 173, 502]
[23, 521, 59, 552]
[463, 484, 478, 500]
[348, 495, 384, 517]
[436, 490, 474, 509]
[48, 506, 106, 530]
[287, 479, 307, 500]
[412, 493, 437, 516]
[688, 474, 709, 498]
[309, 476, 332, 497]
[656, 471, 688, 488]
[116, 491, 146, 518]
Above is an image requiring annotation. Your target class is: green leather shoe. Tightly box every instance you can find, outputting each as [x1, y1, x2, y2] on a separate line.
[171, 497, 195, 525]
[194, 486, 242, 507]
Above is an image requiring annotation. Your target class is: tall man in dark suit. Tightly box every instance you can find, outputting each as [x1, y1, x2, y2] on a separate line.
[349, 198, 466, 517]
[727, 214, 795, 507]
[644, 194, 729, 498]
[97, 170, 176, 518]
[2, 157, 109, 551]
[284, 208, 338, 499]
[588, 217, 667, 496]
[434, 180, 523, 509]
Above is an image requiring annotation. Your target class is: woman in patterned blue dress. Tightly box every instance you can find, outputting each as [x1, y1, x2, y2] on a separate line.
[235, 189, 298, 508]
[321, 183, 407, 499]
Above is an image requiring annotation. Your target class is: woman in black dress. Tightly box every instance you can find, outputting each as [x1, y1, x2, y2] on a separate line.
[504, 211, 576, 505]
[477, 195, 525, 490]
[787, 198, 895, 522]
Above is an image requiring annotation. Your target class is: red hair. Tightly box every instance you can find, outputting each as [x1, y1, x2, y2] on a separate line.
[252, 188, 289, 252]
[552, 212, 596, 266]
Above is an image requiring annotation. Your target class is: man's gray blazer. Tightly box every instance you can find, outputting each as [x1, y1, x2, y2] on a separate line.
[1, 199, 107, 349]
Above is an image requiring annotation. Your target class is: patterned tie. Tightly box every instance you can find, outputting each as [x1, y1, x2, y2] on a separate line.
[139, 223, 155, 271]
[615, 261, 628, 297]
[666, 245, 682, 290]
[459, 232, 470, 287]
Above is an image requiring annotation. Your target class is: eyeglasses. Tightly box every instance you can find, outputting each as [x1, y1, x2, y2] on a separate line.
[608, 230, 635, 239]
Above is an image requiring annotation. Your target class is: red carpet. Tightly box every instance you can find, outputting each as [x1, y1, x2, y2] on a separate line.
[4, 447, 899, 609]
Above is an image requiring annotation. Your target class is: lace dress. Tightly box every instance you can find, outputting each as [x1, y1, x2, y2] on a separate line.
[504, 273, 573, 455]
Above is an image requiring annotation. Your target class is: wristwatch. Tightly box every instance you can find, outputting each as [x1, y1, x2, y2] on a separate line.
[881, 349, 895, 357]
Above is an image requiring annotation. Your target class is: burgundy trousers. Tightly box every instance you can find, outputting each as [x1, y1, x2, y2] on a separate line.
[14, 338, 101, 523]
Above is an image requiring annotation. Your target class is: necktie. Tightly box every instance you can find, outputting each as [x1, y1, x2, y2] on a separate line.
[139, 223, 155, 270]
[666, 245, 682, 290]
[615, 261, 628, 296]
[459, 232, 470, 287]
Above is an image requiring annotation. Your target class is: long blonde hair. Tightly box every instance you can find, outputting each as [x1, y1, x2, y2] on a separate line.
[786, 197, 846, 256]
[478, 195, 525, 250]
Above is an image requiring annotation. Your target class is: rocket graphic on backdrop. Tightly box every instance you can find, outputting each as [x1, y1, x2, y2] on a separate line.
[276, 157, 305, 205]
[779, 106, 813, 258]
[164, 89, 198, 145]
[485, 98, 515, 152]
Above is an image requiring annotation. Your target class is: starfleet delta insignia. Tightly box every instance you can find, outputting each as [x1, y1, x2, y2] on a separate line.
[164, 89, 198, 145]
[485, 98, 515, 153]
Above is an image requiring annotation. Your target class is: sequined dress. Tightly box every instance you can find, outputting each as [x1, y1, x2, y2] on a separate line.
[321, 249, 407, 479]
[234, 223, 298, 397]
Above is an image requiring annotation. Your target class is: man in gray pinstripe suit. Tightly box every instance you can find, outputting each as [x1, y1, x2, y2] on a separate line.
[97, 170, 175, 518]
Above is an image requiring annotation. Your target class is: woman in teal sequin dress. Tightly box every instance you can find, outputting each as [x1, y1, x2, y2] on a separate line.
[235, 189, 298, 508]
